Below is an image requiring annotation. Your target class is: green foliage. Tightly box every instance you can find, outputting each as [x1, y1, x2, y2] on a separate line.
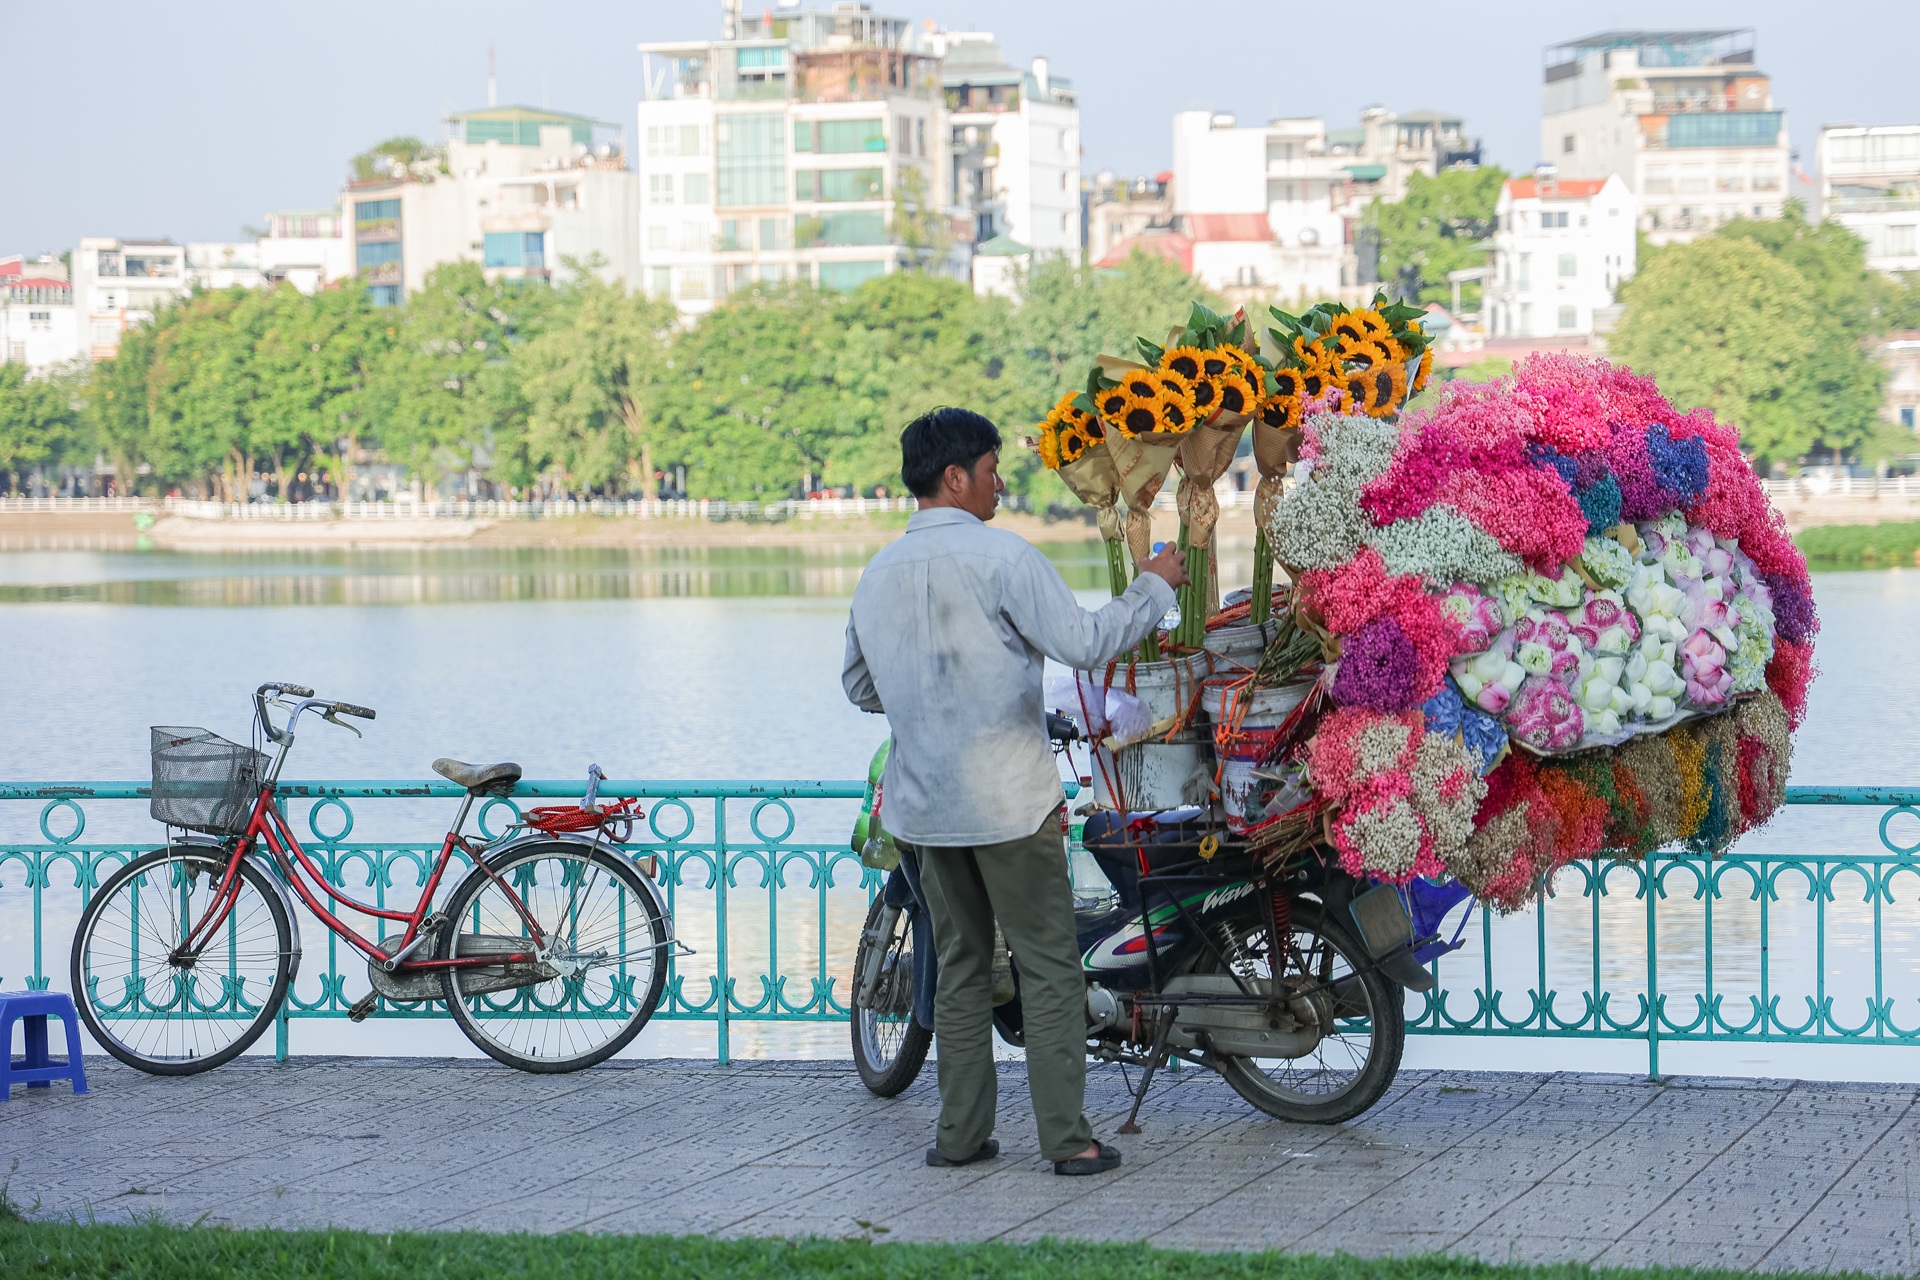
[18, 250, 1219, 503]
[1611, 211, 1888, 466]
[349, 136, 441, 183]
[0, 1219, 1840, 1280]
[1796, 518, 1920, 567]
[1364, 167, 1508, 306]
[889, 166, 953, 271]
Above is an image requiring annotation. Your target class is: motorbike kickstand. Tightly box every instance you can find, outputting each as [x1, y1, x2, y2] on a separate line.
[1118, 1014, 1178, 1136]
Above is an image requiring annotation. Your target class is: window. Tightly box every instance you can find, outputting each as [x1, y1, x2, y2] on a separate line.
[648, 174, 676, 204]
[1562, 134, 1575, 154]
[680, 124, 703, 157]
[916, 119, 926, 157]
[717, 113, 785, 206]
[96, 251, 121, 277]
[646, 125, 663, 157]
[795, 168, 883, 202]
[1679, 168, 1708, 194]
[1753, 171, 1783, 192]
[1558, 305, 1578, 331]
[7, 342, 22, 363]
[1717, 174, 1746, 193]
[677, 268, 710, 301]
[649, 224, 669, 251]
[681, 222, 705, 252]
[355, 198, 401, 232]
[796, 118, 885, 155]
[28, 311, 49, 325]
[1890, 225, 1918, 256]
[357, 241, 401, 268]
[1903, 406, 1916, 430]
[797, 211, 886, 246]
[758, 216, 787, 249]
[1666, 111, 1782, 149]
[818, 260, 886, 291]
[897, 116, 911, 154]
[483, 231, 544, 268]
[683, 172, 709, 204]
[1558, 253, 1577, 278]
[1645, 169, 1672, 194]
[367, 285, 402, 308]
[758, 263, 786, 282]
[736, 45, 786, 74]
[1266, 180, 1299, 205]
[1266, 138, 1301, 165]
[650, 266, 672, 297]
[719, 220, 744, 251]
[1519, 301, 1533, 333]
[1517, 252, 1531, 290]
[91, 321, 118, 343]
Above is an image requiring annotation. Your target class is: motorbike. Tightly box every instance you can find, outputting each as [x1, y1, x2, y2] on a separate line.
[848, 714, 1470, 1127]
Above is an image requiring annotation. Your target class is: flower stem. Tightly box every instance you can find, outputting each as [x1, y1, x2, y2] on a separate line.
[1251, 528, 1274, 625]
[1104, 537, 1130, 599]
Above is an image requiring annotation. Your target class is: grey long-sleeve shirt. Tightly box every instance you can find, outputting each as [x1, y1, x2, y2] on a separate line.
[841, 506, 1176, 847]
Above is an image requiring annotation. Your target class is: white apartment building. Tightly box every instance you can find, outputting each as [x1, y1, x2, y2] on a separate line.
[1543, 29, 1789, 244]
[0, 256, 79, 371]
[635, 4, 945, 315]
[1325, 106, 1483, 207]
[939, 33, 1080, 258]
[1819, 125, 1920, 275]
[344, 105, 639, 306]
[185, 242, 264, 290]
[1087, 173, 1174, 267]
[1486, 172, 1636, 339]
[71, 238, 190, 359]
[1171, 111, 1354, 305]
[260, 209, 353, 292]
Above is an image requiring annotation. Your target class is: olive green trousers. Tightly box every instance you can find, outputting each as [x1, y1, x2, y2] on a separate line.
[906, 807, 1094, 1163]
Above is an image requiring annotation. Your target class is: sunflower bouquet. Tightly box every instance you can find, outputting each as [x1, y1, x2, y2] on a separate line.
[1031, 392, 1130, 597]
[1248, 295, 1434, 621]
[1135, 304, 1264, 647]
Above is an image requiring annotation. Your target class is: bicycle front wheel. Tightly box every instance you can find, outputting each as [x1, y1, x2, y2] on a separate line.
[438, 840, 667, 1073]
[71, 844, 295, 1075]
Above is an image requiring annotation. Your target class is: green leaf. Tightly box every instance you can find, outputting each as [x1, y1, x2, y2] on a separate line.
[1071, 391, 1100, 417]
[1135, 337, 1166, 366]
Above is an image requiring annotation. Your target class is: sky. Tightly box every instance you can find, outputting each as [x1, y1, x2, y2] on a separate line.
[5, 0, 1919, 255]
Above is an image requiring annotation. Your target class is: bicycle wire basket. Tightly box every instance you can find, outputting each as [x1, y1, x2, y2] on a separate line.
[150, 726, 270, 837]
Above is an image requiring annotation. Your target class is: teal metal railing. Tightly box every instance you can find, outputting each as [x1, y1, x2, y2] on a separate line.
[2, 781, 1916, 1074]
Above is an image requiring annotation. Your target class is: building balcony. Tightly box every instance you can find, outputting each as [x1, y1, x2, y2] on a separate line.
[1832, 195, 1920, 216]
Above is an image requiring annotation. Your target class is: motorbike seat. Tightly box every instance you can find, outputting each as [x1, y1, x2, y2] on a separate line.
[432, 758, 524, 795]
[1080, 808, 1220, 910]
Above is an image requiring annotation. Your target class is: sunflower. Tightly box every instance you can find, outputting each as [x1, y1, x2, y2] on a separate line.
[1047, 392, 1101, 440]
[1056, 425, 1093, 465]
[1328, 312, 1371, 347]
[1345, 360, 1408, 418]
[1188, 374, 1221, 417]
[1160, 345, 1206, 381]
[1292, 333, 1337, 369]
[1095, 386, 1132, 430]
[1219, 345, 1263, 382]
[1412, 349, 1434, 393]
[1338, 340, 1393, 372]
[1115, 393, 1162, 439]
[1156, 370, 1195, 402]
[1269, 366, 1306, 403]
[1198, 349, 1235, 379]
[1034, 427, 1062, 470]
[1258, 392, 1303, 431]
[1120, 370, 1161, 402]
[1153, 392, 1195, 434]
[1215, 370, 1257, 417]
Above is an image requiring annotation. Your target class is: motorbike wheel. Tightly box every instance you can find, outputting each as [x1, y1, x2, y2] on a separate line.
[1200, 897, 1405, 1125]
[850, 892, 932, 1097]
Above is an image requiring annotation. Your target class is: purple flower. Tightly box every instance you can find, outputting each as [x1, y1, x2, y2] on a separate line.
[1645, 423, 1709, 506]
[1762, 572, 1818, 645]
[1572, 450, 1611, 491]
[1608, 422, 1668, 523]
[1331, 616, 1421, 711]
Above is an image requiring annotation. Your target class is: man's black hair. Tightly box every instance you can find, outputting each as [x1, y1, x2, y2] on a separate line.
[899, 407, 1001, 499]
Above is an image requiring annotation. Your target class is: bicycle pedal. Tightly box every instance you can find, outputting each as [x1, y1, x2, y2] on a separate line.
[348, 992, 379, 1023]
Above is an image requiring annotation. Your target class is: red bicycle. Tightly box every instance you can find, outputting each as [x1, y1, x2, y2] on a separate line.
[70, 681, 672, 1075]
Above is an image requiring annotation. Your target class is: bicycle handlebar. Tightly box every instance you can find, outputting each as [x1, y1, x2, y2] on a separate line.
[332, 702, 377, 721]
[253, 682, 375, 744]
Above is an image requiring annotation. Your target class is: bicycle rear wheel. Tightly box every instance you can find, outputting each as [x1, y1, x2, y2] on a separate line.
[71, 844, 294, 1075]
[438, 840, 667, 1073]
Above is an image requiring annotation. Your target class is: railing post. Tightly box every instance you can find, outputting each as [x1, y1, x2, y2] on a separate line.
[1645, 847, 1660, 1082]
[275, 1003, 289, 1062]
[715, 797, 731, 1065]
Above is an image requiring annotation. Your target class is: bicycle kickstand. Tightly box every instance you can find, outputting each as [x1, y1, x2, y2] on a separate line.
[1118, 1013, 1177, 1135]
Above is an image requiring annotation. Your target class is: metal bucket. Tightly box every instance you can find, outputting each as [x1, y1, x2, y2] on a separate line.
[1086, 652, 1216, 813]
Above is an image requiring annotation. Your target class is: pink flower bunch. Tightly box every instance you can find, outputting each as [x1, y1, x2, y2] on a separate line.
[1568, 593, 1641, 655]
[1438, 583, 1503, 654]
[1513, 610, 1584, 680]
[1506, 674, 1585, 751]
[1510, 353, 1615, 454]
[1358, 429, 1533, 525]
[1400, 377, 1543, 451]
[1300, 549, 1452, 702]
[1436, 467, 1588, 571]
[1309, 708, 1484, 882]
[1306, 707, 1422, 806]
[1681, 629, 1732, 705]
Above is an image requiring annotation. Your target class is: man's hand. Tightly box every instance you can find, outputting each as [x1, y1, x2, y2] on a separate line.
[1139, 543, 1190, 589]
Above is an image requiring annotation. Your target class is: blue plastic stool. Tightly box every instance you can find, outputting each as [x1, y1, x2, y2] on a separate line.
[0, 991, 90, 1100]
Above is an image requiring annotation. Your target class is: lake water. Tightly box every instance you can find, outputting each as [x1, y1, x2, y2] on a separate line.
[2, 539, 1916, 1081]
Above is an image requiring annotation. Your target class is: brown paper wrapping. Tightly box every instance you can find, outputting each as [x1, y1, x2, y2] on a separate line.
[1055, 448, 1124, 542]
[1250, 422, 1303, 534]
[1173, 411, 1250, 550]
[1095, 354, 1188, 565]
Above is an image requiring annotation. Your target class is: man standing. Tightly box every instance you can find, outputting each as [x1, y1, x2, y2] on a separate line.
[842, 407, 1187, 1176]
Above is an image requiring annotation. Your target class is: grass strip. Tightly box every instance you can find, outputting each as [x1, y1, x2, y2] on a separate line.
[0, 1220, 1888, 1280]
[1795, 519, 1920, 567]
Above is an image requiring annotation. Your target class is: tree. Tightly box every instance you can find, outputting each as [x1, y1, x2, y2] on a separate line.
[349, 137, 442, 182]
[510, 269, 678, 494]
[248, 284, 387, 498]
[0, 363, 81, 492]
[890, 166, 953, 271]
[1364, 167, 1507, 306]
[1610, 237, 1837, 465]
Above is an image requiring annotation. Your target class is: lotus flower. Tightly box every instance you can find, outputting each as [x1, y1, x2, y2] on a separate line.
[1507, 674, 1585, 751]
[1681, 628, 1732, 705]
[1514, 609, 1583, 680]
[1523, 567, 1585, 609]
[1568, 591, 1641, 656]
[1437, 583, 1503, 656]
[1450, 629, 1526, 715]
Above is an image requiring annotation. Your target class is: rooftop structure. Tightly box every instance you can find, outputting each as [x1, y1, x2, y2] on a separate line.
[1819, 124, 1920, 276]
[1542, 28, 1787, 244]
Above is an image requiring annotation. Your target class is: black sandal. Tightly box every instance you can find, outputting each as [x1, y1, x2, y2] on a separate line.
[925, 1138, 999, 1167]
[1053, 1139, 1123, 1176]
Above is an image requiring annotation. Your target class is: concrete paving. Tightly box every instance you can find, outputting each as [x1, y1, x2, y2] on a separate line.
[1, 1057, 1916, 1274]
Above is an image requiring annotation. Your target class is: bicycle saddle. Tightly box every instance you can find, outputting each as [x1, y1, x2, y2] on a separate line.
[432, 758, 523, 794]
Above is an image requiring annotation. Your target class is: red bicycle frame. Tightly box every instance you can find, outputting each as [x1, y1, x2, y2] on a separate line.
[174, 780, 547, 973]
